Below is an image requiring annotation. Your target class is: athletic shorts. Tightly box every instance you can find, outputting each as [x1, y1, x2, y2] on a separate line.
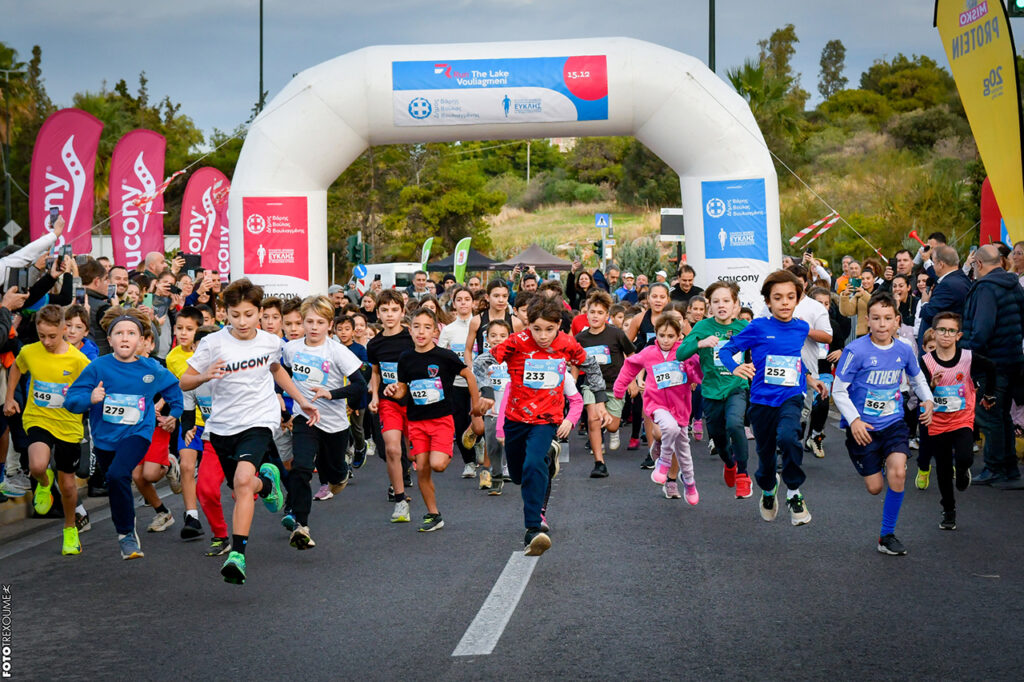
[273, 426, 293, 463]
[582, 388, 624, 419]
[846, 420, 910, 477]
[178, 425, 205, 452]
[209, 426, 276, 487]
[408, 415, 455, 457]
[379, 399, 408, 434]
[144, 427, 172, 466]
[25, 426, 81, 474]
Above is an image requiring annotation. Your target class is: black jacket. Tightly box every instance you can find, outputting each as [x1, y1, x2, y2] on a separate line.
[962, 268, 1024, 369]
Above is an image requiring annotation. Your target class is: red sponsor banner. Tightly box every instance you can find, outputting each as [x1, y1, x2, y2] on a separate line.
[28, 108, 104, 253]
[180, 168, 231, 281]
[108, 129, 166, 268]
[242, 197, 308, 279]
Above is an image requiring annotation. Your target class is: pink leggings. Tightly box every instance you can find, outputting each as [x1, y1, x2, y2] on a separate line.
[196, 441, 228, 538]
[652, 409, 694, 484]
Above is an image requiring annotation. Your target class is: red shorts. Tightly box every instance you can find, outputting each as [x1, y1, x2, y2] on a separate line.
[379, 399, 408, 434]
[408, 416, 455, 457]
[143, 427, 171, 466]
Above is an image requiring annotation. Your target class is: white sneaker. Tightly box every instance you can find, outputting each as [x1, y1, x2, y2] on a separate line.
[4, 471, 31, 492]
[609, 433, 620, 451]
[166, 454, 182, 494]
[366, 441, 376, 459]
[147, 510, 175, 532]
[391, 499, 411, 523]
[461, 463, 476, 478]
[909, 437, 920, 450]
[501, 465, 510, 480]
[745, 426, 755, 440]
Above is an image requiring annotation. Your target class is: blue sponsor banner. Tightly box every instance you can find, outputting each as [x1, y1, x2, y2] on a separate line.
[701, 179, 769, 262]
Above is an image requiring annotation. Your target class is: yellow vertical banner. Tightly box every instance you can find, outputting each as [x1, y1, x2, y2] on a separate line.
[935, 0, 1024, 241]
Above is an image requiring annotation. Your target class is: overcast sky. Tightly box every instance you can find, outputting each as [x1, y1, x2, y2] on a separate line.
[5, 0, 952, 140]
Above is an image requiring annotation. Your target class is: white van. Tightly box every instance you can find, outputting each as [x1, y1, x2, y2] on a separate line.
[351, 262, 423, 291]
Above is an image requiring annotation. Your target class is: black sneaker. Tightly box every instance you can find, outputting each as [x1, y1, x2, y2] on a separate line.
[403, 471, 414, 489]
[180, 514, 204, 541]
[640, 455, 655, 470]
[939, 510, 957, 531]
[204, 537, 231, 557]
[352, 447, 367, 469]
[524, 528, 551, 556]
[387, 485, 396, 502]
[590, 462, 609, 478]
[88, 485, 109, 498]
[955, 467, 971, 491]
[877, 533, 908, 556]
[418, 513, 444, 532]
[487, 478, 504, 496]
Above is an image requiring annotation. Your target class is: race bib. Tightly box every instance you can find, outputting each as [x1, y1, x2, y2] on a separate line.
[818, 373, 834, 388]
[103, 393, 145, 425]
[196, 395, 213, 418]
[410, 378, 444, 405]
[292, 351, 330, 386]
[489, 364, 510, 390]
[450, 342, 466, 354]
[32, 380, 68, 409]
[652, 361, 686, 389]
[646, 332, 656, 343]
[380, 361, 398, 385]
[765, 355, 801, 387]
[934, 384, 965, 413]
[864, 388, 901, 418]
[584, 345, 611, 365]
[818, 342, 829, 360]
[523, 358, 565, 390]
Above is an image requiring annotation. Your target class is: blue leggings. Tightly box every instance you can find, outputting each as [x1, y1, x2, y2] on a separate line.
[503, 420, 557, 530]
[94, 436, 151, 535]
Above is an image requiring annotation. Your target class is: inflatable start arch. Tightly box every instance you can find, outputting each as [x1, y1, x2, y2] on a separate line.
[229, 37, 781, 303]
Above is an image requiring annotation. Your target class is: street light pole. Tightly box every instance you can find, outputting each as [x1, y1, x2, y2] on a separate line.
[258, 0, 265, 113]
[0, 67, 26, 229]
[709, 0, 716, 74]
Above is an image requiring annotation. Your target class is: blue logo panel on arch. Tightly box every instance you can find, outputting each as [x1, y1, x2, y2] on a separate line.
[701, 179, 769, 262]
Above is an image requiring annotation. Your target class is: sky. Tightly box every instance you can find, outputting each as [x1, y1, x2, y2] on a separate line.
[4, 0, 951, 141]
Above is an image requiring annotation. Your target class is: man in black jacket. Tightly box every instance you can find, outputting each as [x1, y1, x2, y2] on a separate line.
[962, 245, 1024, 486]
[917, 245, 971, 348]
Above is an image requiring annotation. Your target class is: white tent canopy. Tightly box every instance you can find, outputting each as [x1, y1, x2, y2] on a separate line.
[230, 37, 781, 304]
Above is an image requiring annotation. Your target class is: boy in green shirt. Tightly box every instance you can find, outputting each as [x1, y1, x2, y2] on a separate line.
[676, 281, 752, 498]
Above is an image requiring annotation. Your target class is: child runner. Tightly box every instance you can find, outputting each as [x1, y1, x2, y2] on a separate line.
[181, 278, 320, 585]
[392, 307, 483, 531]
[474, 297, 609, 556]
[482, 319, 512, 495]
[831, 292, 935, 555]
[64, 309, 183, 559]
[4, 304, 90, 555]
[334, 315, 370, 469]
[63, 303, 98, 531]
[918, 312, 995, 530]
[719, 270, 828, 526]
[281, 296, 366, 548]
[165, 305, 206, 540]
[914, 329, 938, 489]
[367, 289, 415, 522]
[684, 296, 707, 440]
[625, 282, 671, 466]
[437, 286, 481, 480]
[614, 314, 702, 501]
[132, 326, 178, 534]
[575, 290, 634, 477]
[676, 281, 752, 498]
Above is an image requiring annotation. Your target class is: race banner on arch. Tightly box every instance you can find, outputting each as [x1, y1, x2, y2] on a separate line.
[180, 168, 231, 281]
[700, 178, 772, 308]
[241, 196, 309, 293]
[109, 129, 166, 268]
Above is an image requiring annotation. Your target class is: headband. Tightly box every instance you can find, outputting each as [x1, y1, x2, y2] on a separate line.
[107, 315, 145, 337]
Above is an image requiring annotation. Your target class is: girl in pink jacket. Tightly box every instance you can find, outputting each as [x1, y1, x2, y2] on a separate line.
[614, 314, 703, 503]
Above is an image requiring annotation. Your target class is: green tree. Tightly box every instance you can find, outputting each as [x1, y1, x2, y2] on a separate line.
[818, 89, 892, 126]
[728, 59, 803, 162]
[859, 54, 957, 112]
[758, 24, 810, 110]
[616, 139, 680, 208]
[566, 137, 630, 187]
[818, 39, 848, 100]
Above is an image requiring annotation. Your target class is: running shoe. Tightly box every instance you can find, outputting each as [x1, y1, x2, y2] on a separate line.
[205, 537, 231, 557]
[147, 510, 175, 533]
[167, 454, 182, 494]
[387, 485, 396, 502]
[33, 469, 54, 516]
[640, 454, 655, 470]
[180, 514, 204, 540]
[118, 529, 144, 560]
[735, 474, 753, 499]
[461, 427, 480, 451]
[75, 510, 92, 533]
[745, 426, 754, 440]
[939, 510, 957, 531]
[418, 513, 444, 532]
[663, 481, 681, 499]
[723, 464, 737, 488]
[329, 469, 351, 495]
[221, 551, 247, 584]
[488, 478, 504, 496]
[0, 475, 28, 498]
[539, 512, 550, 533]
[62, 526, 81, 556]
[391, 499, 411, 523]
[590, 462, 609, 478]
[760, 474, 780, 522]
[877, 533, 907, 556]
[352, 446, 367, 469]
[683, 482, 700, 505]
[524, 528, 551, 556]
[479, 469, 492, 490]
[461, 463, 476, 479]
[314, 484, 334, 501]
[692, 419, 703, 441]
[502, 465, 511, 481]
[909, 437, 920, 451]
[956, 467, 972, 491]
[259, 463, 285, 513]
[475, 440, 486, 465]
[915, 467, 930, 491]
[651, 459, 670, 485]
[609, 433, 620, 451]
[290, 525, 316, 549]
[709, 440, 718, 458]
[787, 494, 811, 526]
[281, 513, 297, 532]
[628, 438, 640, 451]
[807, 433, 825, 459]
[548, 440, 561, 468]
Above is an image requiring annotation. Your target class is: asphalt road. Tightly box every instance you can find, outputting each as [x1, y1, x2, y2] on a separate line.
[3, 415, 1024, 681]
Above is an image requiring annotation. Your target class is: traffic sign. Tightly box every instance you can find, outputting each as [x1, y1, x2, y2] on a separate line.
[3, 221, 21, 239]
[354, 264, 368, 279]
[595, 213, 610, 228]
[604, 238, 616, 246]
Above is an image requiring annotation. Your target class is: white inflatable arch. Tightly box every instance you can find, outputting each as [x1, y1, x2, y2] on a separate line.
[229, 37, 780, 303]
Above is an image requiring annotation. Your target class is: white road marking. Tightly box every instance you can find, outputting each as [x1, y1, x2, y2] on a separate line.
[452, 552, 539, 657]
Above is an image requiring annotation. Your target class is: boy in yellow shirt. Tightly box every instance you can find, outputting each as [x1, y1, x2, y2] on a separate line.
[165, 306, 205, 540]
[4, 305, 90, 555]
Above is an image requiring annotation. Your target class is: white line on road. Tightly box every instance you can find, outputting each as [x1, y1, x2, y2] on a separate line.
[452, 552, 539, 657]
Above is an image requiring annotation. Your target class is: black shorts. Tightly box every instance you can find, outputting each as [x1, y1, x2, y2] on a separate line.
[209, 426, 275, 487]
[26, 426, 81, 474]
[846, 420, 910, 477]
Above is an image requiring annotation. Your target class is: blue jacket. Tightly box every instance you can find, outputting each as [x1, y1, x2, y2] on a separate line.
[918, 269, 971, 347]
[962, 268, 1024, 369]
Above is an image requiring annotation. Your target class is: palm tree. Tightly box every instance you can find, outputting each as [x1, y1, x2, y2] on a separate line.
[727, 59, 802, 157]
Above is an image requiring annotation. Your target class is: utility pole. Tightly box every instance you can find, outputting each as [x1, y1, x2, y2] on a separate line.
[708, 0, 716, 74]
[526, 141, 531, 185]
[258, 0, 265, 113]
[0, 67, 25, 229]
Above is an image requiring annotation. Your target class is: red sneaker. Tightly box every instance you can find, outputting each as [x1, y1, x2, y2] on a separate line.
[723, 464, 737, 488]
[735, 474, 753, 499]
[627, 438, 640, 451]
